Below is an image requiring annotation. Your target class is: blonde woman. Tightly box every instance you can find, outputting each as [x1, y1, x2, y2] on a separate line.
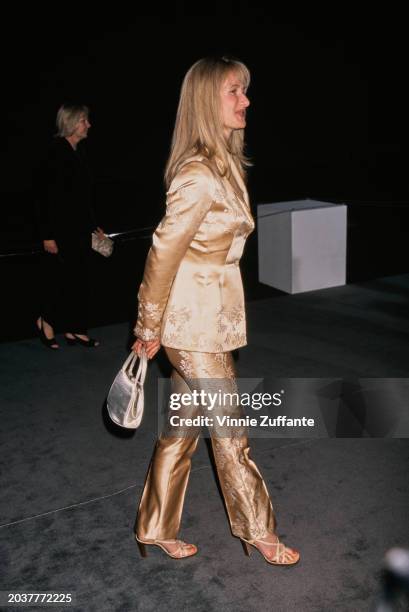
[132, 57, 299, 566]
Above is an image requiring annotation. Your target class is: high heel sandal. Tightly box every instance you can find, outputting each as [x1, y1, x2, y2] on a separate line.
[240, 536, 300, 566]
[36, 317, 59, 350]
[65, 333, 99, 347]
[135, 535, 198, 559]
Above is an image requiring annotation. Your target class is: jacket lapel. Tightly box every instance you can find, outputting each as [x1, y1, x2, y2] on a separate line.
[227, 155, 252, 214]
[183, 153, 252, 219]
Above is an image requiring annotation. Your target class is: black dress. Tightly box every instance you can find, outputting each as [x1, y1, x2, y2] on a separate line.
[38, 137, 98, 333]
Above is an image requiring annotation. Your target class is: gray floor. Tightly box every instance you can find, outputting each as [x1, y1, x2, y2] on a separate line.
[1, 274, 409, 611]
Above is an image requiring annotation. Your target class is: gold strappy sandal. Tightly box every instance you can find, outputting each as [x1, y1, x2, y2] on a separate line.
[240, 536, 300, 566]
[135, 535, 198, 559]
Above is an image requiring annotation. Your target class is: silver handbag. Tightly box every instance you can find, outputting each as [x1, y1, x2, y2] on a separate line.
[92, 231, 114, 257]
[107, 350, 148, 429]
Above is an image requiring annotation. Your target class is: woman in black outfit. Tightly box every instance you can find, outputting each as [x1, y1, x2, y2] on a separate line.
[37, 103, 103, 348]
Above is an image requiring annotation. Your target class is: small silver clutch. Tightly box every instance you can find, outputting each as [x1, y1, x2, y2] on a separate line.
[107, 350, 148, 429]
[92, 231, 114, 257]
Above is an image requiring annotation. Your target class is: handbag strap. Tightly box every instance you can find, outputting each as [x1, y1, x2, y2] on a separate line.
[134, 348, 148, 386]
[122, 348, 148, 384]
[122, 351, 137, 373]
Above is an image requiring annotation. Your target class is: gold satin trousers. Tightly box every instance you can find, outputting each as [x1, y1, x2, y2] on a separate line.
[136, 348, 276, 541]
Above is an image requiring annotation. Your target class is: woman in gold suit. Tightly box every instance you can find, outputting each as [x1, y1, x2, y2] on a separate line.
[132, 56, 299, 566]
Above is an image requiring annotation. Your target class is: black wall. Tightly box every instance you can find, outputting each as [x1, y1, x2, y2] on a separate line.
[1, 11, 408, 340]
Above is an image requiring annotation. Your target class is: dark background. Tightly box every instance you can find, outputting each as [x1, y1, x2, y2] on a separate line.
[1, 10, 408, 340]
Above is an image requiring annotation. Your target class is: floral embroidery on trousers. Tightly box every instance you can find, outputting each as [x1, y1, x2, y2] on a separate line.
[135, 348, 276, 541]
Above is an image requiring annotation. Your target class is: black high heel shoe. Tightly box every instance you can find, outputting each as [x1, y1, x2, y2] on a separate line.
[65, 333, 99, 347]
[36, 317, 59, 350]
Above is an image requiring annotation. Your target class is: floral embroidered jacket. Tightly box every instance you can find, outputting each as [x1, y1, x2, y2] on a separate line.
[134, 153, 255, 352]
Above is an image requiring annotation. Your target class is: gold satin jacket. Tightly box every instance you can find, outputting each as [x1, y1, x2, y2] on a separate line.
[134, 153, 255, 352]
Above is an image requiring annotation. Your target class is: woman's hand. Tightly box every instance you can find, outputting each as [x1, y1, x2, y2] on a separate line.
[43, 239, 58, 254]
[132, 338, 161, 360]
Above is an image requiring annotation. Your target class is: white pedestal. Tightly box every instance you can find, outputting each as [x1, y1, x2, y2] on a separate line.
[258, 199, 347, 294]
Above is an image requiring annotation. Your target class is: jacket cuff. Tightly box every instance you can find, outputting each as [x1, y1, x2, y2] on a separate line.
[134, 293, 163, 340]
[133, 324, 160, 341]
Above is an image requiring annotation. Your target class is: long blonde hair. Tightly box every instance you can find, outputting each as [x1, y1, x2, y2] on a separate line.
[165, 56, 251, 188]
